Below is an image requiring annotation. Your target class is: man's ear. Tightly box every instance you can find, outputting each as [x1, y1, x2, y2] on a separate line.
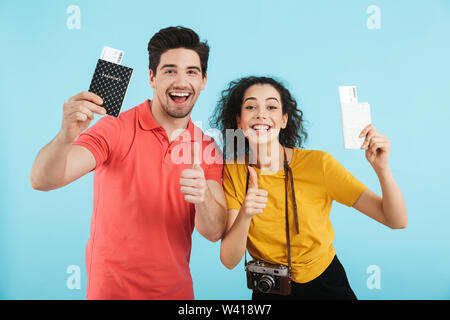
[200, 72, 207, 91]
[149, 69, 156, 89]
[281, 113, 288, 129]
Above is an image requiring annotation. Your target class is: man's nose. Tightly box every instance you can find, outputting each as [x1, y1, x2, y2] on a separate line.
[173, 73, 189, 87]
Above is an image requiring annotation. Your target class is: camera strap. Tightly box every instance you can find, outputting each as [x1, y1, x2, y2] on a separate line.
[244, 147, 299, 278]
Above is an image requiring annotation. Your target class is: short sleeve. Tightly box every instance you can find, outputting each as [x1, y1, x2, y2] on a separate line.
[321, 152, 368, 207]
[203, 140, 223, 185]
[222, 164, 242, 210]
[72, 116, 121, 170]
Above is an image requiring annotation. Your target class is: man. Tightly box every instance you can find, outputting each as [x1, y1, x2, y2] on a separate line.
[30, 26, 227, 299]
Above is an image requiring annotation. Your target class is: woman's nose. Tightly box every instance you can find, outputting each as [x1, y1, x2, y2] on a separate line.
[255, 108, 267, 119]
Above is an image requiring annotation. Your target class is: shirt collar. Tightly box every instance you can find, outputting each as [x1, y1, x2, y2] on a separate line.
[138, 99, 160, 131]
[138, 99, 197, 141]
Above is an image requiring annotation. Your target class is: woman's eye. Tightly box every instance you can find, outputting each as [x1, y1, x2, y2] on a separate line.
[268, 106, 278, 110]
[245, 106, 255, 110]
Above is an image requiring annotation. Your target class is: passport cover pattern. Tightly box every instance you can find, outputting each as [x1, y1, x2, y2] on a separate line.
[88, 59, 133, 117]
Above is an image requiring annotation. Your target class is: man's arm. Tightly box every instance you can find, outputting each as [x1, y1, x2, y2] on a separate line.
[180, 142, 227, 242]
[30, 136, 96, 191]
[180, 170, 227, 242]
[30, 91, 106, 191]
[193, 180, 227, 242]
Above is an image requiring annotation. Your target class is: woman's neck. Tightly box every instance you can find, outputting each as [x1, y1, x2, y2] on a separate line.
[249, 141, 285, 172]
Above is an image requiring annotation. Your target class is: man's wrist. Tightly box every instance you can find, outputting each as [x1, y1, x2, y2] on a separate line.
[202, 184, 214, 205]
[55, 131, 74, 147]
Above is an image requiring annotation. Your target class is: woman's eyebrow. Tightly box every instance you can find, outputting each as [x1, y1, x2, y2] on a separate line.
[243, 97, 257, 103]
[243, 96, 280, 103]
[266, 97, 280, 103]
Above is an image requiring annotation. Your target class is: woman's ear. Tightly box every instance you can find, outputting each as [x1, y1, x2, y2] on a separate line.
[281, 113, 288, 129]
[236, 114, 241, 129]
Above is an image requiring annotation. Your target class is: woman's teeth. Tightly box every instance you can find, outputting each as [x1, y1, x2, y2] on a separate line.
[252, 125, 270, 131]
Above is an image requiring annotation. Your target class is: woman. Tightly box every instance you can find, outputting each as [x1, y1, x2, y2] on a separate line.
[210, 76, 407, 300]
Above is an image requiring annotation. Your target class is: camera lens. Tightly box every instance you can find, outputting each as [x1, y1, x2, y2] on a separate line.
[257, 275, 275, 293]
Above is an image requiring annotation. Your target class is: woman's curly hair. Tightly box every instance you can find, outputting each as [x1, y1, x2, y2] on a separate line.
[209, 76, 308, 159]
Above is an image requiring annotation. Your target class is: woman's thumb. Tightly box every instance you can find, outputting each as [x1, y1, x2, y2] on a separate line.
[248, 166, 258, 189]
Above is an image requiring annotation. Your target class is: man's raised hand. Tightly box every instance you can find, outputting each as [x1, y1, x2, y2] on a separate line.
[58, 91, 106, 144]
[180, 142, 208, 204]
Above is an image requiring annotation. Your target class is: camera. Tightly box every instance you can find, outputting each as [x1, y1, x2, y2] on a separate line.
[245, 260, 292, 295]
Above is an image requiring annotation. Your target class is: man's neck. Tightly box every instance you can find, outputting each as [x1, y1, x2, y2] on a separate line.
[150, 99, 190, 143]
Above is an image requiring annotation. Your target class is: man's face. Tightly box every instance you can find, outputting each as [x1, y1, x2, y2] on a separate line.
[150, 48, 207, 119]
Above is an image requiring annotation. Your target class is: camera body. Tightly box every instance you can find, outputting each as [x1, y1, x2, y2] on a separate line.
[246, 260, 291, 295]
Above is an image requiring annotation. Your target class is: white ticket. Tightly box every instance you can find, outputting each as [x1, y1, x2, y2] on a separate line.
[338, 86, 371, 149]
[339, 86, 358, 104]
[100, 46, 124, 65]
[340, 102, 372, 149]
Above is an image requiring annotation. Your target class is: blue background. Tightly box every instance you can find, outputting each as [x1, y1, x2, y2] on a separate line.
[1, 0, 449, 299]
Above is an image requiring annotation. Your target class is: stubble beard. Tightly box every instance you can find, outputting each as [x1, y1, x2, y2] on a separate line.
[164, 103, 195, 119]
[160, 90, 196, 119]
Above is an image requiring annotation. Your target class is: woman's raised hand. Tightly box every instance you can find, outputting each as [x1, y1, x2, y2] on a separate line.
[241, 166, 268, 218]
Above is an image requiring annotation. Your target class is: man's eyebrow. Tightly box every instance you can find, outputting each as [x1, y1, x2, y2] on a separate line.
[160, 64, 177, 69]
[160, 64, 201, 72]
[187, 66, 202, 72]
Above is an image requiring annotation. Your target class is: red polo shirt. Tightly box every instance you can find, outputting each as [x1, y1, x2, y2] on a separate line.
[73, 99, 223, 300]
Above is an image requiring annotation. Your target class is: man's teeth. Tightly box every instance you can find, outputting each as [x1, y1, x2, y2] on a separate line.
[170, 92, 190, 97]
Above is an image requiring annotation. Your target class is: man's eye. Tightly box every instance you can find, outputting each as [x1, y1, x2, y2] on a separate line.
[165, 70, 175, 74]
[188, 70, 198, 75]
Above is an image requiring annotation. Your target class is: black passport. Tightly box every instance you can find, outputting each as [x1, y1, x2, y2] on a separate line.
[88, 59, 133, 117]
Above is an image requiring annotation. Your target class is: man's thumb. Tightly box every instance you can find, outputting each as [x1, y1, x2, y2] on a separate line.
[248, 166, 258, 189]
[191, 141, 201, 169]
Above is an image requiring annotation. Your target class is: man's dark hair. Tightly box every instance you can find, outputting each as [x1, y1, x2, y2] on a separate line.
[209, 76, 308, 159]
[147, 26, 209, 78]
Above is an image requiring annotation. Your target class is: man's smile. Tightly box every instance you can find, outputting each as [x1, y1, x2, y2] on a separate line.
[168, 91, 193, 106]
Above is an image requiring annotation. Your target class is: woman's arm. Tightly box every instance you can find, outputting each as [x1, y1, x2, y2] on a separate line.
[220, 209, 252, 269]
[352, 125, 407, 229]
[220, 167, 268, 269]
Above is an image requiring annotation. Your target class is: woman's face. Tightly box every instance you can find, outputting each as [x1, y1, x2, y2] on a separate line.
[237, 84, 288, 145]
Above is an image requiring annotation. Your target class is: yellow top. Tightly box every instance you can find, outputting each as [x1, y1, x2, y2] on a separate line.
[223, 148, 368, 283]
